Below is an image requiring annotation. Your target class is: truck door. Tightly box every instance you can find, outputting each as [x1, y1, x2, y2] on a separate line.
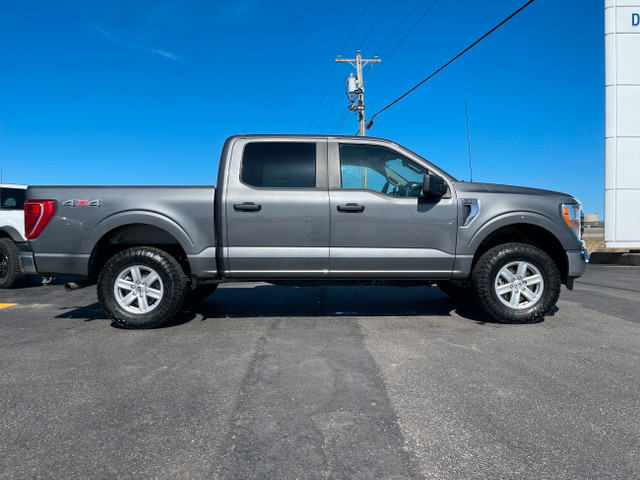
[328, 141, 457, 279]
[222, 138, 330, 279]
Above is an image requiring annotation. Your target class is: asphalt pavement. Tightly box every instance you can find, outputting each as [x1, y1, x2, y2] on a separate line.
[1, 265, 639, 479]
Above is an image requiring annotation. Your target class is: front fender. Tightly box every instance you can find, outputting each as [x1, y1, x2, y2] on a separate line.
[463, 211, 577, 254]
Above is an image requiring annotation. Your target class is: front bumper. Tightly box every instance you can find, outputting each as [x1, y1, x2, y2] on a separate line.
[565, 247, 588, 289]
[19, 251, 38, 274]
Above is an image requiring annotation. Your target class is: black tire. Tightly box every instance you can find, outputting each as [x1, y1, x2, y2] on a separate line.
[436, 281, 472, 299]
[471, 243, 560, 324]
[184, 284, 219, 307]
[0, 238, 26, 289]
[97, 247, 187, 329]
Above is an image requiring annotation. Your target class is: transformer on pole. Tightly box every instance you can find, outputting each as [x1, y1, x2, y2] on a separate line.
[335, 50, 381, 136]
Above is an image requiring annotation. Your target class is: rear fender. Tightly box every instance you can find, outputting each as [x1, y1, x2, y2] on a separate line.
[83, 211, 196, 254]
[0, 226, 26, 243]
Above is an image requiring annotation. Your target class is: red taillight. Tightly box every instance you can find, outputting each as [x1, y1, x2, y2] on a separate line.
[24, 200, 55, 239]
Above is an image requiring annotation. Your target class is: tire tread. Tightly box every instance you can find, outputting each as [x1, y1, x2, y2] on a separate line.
[97, 247, 186, 329]
[0, 238, 26, 289]
[471, 242, 560, 324]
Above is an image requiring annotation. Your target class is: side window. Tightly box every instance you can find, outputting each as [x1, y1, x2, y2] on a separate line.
[0, 188, 26, 210]
[339, 145, 427, 197]
[242, 142, 316, 188]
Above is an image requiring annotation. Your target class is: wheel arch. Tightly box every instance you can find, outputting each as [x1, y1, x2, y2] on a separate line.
[470, 221, 569, 285]
[88, 221, 191, 280]
[0, 226, 26, 243]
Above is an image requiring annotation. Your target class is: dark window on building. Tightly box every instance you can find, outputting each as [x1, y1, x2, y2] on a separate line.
[242, 142, 316, 188]
[0, 188, 26, 210]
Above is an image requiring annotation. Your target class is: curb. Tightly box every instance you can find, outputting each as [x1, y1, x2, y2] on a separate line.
[620, 253, 640, 266]
[589, 252, 640, 266]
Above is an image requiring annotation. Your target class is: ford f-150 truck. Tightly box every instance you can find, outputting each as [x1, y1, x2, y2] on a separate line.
[21, 135, 587, 328]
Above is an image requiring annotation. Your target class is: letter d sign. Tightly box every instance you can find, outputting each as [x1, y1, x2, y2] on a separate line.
[633, 13, 640, 26]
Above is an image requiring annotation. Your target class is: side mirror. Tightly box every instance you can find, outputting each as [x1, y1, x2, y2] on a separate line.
[421, 173, 447, 198]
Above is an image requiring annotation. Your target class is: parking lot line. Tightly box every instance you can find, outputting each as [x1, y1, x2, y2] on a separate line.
[0, 303, 18, 309]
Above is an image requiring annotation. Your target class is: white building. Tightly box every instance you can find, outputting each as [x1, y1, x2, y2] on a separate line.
[605, 1, 640, 248]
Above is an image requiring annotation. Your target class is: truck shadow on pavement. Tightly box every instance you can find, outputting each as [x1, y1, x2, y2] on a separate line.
[55, 302, 111, 323]
[55, 284, 547, 327]
[178, 285, 506, 327]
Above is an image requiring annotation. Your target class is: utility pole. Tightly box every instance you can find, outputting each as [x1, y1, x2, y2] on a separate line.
[335, 50, 380, 136]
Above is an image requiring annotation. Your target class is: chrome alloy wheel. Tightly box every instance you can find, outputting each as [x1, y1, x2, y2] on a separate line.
[494, 261, 544, 310]
[113, 265, 164, 314]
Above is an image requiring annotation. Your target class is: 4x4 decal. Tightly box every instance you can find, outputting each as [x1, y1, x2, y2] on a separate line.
[62, 199, 102, 207]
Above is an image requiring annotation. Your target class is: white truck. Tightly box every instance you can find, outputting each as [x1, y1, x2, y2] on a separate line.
[0, 183, 29, 288]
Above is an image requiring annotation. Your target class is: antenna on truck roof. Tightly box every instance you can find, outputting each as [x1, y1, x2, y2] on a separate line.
[465, 100, 473, 183]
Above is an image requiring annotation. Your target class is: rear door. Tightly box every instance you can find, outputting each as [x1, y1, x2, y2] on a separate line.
[328, 140, 457, 279]
[222, 138, 330, 279]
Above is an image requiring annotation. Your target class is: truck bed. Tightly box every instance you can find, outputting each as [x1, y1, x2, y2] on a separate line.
[27, 185, 216, 278]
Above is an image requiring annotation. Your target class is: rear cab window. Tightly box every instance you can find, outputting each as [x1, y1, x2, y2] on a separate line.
[0, 188, 26, 210]
[241, 142, 316, 188]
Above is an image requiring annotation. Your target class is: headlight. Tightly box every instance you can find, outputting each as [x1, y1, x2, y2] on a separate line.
[562, 203, 583, 240]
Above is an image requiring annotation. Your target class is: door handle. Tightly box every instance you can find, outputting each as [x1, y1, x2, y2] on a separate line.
[337, 203, 365, 213]
[234, 202, 262, 212]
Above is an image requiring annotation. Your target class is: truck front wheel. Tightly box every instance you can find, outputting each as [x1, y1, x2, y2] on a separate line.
[97, 247, 186, 329]
[472, 243, 560, 324]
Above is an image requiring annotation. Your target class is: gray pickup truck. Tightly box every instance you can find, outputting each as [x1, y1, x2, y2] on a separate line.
[21, 135, 587, 328]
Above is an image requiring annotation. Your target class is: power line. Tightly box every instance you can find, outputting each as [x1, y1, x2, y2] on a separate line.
[319, 88, 343, 133]
[374, 0, 425, 56]
[340, 0, 374, 54]
[367, 0, 536, 125]
[384, 0, 440, 62]
[306, 63, 337, 133]
[360, 0, 393, 49]
[375, 116, 393, 138]
[308, 0, 373, 133]
[369, 0, 440, 80]
[332, 110, 349, 135]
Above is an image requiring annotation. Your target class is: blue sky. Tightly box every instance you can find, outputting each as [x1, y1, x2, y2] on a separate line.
[1, 0, 604, 214]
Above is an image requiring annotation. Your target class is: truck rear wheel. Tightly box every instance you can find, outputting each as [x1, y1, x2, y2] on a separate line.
[472, 243, 560, 324]
[0, 238, 26, 289]
[97, 247, 186, 329]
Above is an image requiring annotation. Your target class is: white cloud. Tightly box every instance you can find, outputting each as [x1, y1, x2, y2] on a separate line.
[154, 50, 178, 60]
[97, 27, 179, 60]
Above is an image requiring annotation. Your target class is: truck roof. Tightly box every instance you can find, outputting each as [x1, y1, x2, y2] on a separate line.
[229, 133, 392, 142]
